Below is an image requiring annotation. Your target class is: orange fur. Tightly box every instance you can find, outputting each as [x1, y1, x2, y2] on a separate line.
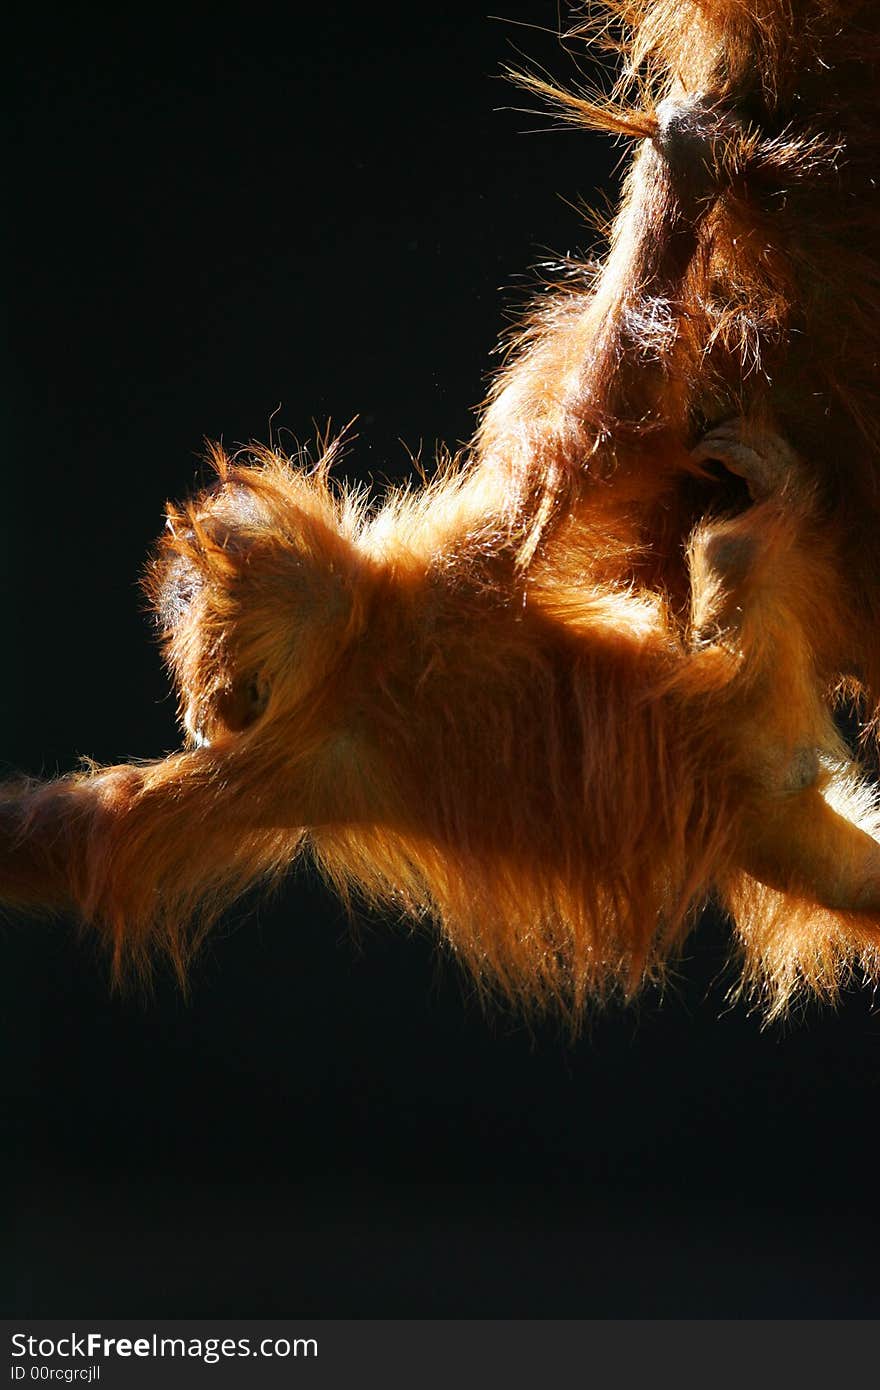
[5, 1, 880, 1020]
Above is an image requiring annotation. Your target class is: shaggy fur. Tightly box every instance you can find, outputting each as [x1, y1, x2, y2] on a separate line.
[5, 0, 880, 1020]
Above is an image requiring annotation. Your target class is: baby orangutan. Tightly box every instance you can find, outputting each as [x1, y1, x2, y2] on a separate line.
[3, 421, 880, 1020]
[6, 0, 880, 1020]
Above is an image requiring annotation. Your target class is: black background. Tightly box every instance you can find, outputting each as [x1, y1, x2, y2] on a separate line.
[6, 2, 880, 1319]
